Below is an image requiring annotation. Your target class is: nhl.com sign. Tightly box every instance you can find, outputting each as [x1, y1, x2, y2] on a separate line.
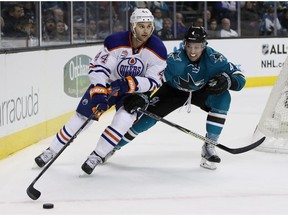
[261, 43, 287, 69]
[64, 55, 91, 98]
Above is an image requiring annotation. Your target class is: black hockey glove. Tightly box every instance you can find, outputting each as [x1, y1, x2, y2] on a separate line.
[123, 93, 149, 114]
[205, 72, 232, 95]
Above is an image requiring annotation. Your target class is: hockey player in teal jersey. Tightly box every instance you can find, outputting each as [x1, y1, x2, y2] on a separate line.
[106, 26, 246, 170]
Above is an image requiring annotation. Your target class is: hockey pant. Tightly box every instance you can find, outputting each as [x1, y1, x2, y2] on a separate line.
[117, 83, 231, 148]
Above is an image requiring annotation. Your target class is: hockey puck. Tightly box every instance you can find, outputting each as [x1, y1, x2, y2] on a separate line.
[43, 203, 54, 209]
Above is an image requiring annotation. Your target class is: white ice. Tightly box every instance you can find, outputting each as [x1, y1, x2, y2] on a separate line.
[1, 86, 288, 215]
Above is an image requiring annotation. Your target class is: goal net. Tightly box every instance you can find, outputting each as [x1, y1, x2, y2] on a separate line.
[253, 56, 288, 153]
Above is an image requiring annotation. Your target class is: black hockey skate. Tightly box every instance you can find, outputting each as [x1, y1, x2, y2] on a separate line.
[81, 151, 103, 175]
[34, 148, 56, 168]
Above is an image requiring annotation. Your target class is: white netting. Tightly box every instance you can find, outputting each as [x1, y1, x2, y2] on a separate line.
[253, 56, 288, 153]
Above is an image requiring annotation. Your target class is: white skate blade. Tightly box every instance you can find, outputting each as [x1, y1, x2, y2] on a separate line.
[200, 158, 217, 170]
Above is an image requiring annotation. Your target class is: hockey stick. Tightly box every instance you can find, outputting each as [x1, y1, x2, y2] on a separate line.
[26, 88, 119, 200]
[137, 108, 265, 154]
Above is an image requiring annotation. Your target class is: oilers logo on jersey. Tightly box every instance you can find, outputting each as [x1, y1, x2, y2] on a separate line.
[117, 57, 145, 78]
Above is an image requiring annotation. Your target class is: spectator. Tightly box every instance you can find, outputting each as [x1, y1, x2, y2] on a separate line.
[53, 8, 64, 22]
[215, 1, 238, 29]
[22, 18, 36, 38]
[207, 18, 220, 38]
[86, 19, 97, 40]
[206, 9, 212, 24]
[153, 8, 163, 32]
[55, 21, 69, 41]
[73, 15, 85, 40]
[241, 1, 260, 36]
[220, 17, 238, 37]
[42, 17, 57, 40]
[156, 17, 174, 40]
[260, 7, 282, 36]
[279, 8, 288, 35]
[22, 2, 36, 22]
[42, 8, 55, 23]
[253, 2, 266, 19]
[194, 17, 204, 27]
[175, 12, 186, 39]
[53, 8, 68, 31]
[2, 3, 27, 37]
[151, 1, 170, 17]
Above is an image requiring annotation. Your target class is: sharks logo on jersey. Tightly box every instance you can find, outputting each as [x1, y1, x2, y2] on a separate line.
[210, 53, 225, 63]
[117, 57, 145, 78]
[169, 51, 182, 61]
[174, 73, 205, 91]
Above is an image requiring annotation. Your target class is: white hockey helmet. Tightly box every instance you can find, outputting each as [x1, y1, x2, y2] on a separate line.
[130, 8, 154, 24]
[130, 8, 154, 39]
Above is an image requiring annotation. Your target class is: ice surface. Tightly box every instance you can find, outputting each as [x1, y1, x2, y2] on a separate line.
[1, 87, 288, 215]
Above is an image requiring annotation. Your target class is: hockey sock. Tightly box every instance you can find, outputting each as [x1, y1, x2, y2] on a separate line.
[50, 113, 89, 152]
[117, 128, 138, 148]
[117, 114, 158, 148]
[206, 109, 227, 135]
[206, 132, 219, 141]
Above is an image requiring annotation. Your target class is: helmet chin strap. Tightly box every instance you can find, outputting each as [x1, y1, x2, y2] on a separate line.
[131, 24, 143, 43]
[136, 38, 143, 43]
[134, 33, 144, 43]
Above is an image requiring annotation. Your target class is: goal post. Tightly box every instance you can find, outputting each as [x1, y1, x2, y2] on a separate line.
[253, 55, 288, 153]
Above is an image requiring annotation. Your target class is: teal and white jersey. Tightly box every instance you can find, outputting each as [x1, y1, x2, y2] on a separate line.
[163, 46, 245, 92]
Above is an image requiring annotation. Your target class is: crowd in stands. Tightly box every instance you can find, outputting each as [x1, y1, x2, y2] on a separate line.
[152, 1, 288, 39]
[1, 1, 288, 45]
[1, 2, 36, 38]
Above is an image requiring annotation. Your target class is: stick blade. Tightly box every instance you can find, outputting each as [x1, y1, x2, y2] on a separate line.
[217, 137, 266, 154]
[26, 184, 41, 200]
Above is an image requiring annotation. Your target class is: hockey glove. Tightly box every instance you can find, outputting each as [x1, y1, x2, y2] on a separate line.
[90, 84, 109, 118]
[110, 76, 138, 96]
[205, 73, 232, 95]
[123, 93, 149, 114]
